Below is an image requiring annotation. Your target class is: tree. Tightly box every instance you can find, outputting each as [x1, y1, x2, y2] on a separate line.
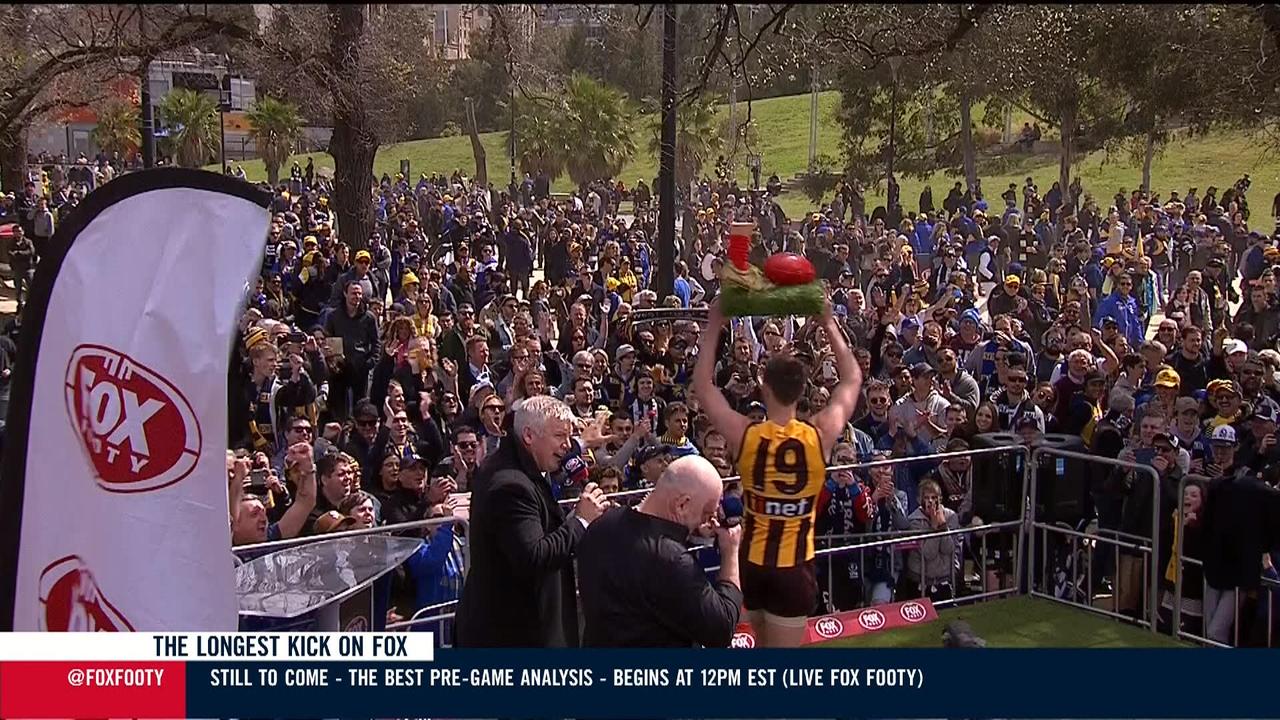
[156, 88, 219, 167]
[559, 73, 637, 188]
[982, 5, 1120, 202]
[816, 4, 990, 191]
[0, 4, 255, 191]
[797, 153, 840, 208]
[244, 4, 435, 250]
[509, 101, 568, 180]
[90, 100, 140, 158]
[246, 96, 301, 186]
[649, 95, 721, 188]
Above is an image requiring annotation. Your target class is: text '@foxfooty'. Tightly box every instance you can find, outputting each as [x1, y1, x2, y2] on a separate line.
[66, 667, 165, 687]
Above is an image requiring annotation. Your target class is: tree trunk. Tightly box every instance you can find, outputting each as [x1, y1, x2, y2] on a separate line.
[265, 160, 280, 187]
[960, 91, 977, 191]
[1058, 103, 1075, 202]
[1141, 126, 1156, 193]
[465, 98, 488, 188]
[329, 5, 377, 252]
[0, 126, 28, 195]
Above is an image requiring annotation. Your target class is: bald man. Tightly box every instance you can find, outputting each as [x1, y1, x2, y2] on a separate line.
[576, 456, 743, 647]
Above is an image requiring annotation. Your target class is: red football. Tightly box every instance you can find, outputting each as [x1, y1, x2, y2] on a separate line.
[763, 253, 817, 286]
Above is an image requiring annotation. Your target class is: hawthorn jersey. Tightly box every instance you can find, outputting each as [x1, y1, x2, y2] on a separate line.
[737, 419, 827, 568]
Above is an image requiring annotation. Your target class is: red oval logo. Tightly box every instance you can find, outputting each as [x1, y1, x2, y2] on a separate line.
[730, 632, 756, 649]
[38, 555, 135, 631]
[858, 609, 886, 631]
[813, 616, 845, 639]
[900, 601, 927, 623]
[64, 345, 202, 493]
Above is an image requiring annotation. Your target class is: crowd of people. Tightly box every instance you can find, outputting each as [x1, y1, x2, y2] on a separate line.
[5, 142, 1280, 647]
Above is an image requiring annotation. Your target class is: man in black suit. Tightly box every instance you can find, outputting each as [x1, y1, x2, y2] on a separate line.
[454, 396, 608, 647]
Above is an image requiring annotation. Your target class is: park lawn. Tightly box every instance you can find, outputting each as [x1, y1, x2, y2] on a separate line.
[813, 596, 1187, 649]
[216, 90, 1280, 224]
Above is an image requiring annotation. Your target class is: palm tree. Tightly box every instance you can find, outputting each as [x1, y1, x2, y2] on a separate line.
[560, 73, 636, 187]
[156, 88, 220, 168]
[649, 96, 722, 188]
[509, 103, 569, 181]
[247, 97, 303, 185]
[91, 101, 140, 159]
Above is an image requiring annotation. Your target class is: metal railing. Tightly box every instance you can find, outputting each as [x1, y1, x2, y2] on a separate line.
[1028, 446, 1163, 634]
[1170, 473, 1279, 648]
[232, 515, 462, 557]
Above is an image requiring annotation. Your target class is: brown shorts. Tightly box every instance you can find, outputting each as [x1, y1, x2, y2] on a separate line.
[741, 559, 819, 619]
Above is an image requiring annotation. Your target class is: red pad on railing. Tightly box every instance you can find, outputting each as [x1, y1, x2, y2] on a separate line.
[730, 599, 937, 647]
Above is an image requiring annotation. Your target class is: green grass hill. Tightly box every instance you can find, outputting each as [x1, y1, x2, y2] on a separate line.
[220, 91, 1280, 223]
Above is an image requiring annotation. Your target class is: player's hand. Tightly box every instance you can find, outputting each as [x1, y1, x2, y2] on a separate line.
[575, 482, 608, 523]
[1152, 455, 1170, 474]
[705, 299, 724, 328]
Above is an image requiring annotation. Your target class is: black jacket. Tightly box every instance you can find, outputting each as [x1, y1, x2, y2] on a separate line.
[577, 507, 741, 648]
[454, 434, 586, 647]
[1201, 472, 1280, 590]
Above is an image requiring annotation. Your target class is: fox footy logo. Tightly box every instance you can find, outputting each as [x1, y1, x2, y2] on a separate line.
[65, 344, 201, 493]
[39, 555, 135, 632]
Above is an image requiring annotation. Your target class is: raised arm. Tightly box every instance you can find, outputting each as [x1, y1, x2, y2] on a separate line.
[812, 302, 863, 456]
[692, 301, 750, 458]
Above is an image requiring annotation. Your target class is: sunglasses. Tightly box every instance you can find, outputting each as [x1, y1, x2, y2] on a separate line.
[869, 397, 890, 405]
[484, 405, 505, 412]
[455, 441, 478, 449]
[291, 425, 313, 433]
[356, 418, 378, 427]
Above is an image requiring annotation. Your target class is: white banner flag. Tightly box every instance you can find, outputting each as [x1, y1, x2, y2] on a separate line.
[0, 169, 271, 631]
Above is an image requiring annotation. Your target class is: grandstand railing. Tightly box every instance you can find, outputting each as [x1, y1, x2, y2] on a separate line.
[1028, 447, 1163, 635]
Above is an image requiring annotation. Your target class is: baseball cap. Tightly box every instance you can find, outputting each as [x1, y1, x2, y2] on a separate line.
[354, 250, 372, 263]
[1174, 396, 1200, 415]
[1151, 431, 1180, 450]
[1101, 315, 1119, 327]
[1252, 405, 1278, 424]
[314, 511, 357, 534]
[1210, 425, 1238, 446]
[746, 401, 766, 414]
[1084, 369, 1107, 385]
[1015, 414, 1040, 431]
[635, 444, 672, 465]
[1225, 339, 1248, 356]
[1208, 379, 1241, 397]
[1004, 274, 1022, 287]
[900, 316, 921, 333]
[1154, 368, 1181, 388]
[909, 362, 936, 379]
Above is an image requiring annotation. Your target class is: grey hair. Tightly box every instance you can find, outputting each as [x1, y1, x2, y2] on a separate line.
[573, 350, 594, 367]
[514, 395, 576, 437]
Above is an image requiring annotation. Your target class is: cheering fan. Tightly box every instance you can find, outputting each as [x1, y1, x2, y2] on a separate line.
[718, 222, 824, 316]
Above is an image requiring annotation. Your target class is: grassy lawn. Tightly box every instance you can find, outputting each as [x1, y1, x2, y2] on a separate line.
[814, 596, 1186, 649]
[217, 90, 1280, 224]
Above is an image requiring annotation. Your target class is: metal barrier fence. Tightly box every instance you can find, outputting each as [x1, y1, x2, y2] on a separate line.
[1028, 447, 1163, 634]
[1171, 474, 1279, 648]
[231, 441, 1276, 648]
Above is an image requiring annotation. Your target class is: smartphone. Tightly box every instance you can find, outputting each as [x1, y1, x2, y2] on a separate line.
[249, 469, 269, 493]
